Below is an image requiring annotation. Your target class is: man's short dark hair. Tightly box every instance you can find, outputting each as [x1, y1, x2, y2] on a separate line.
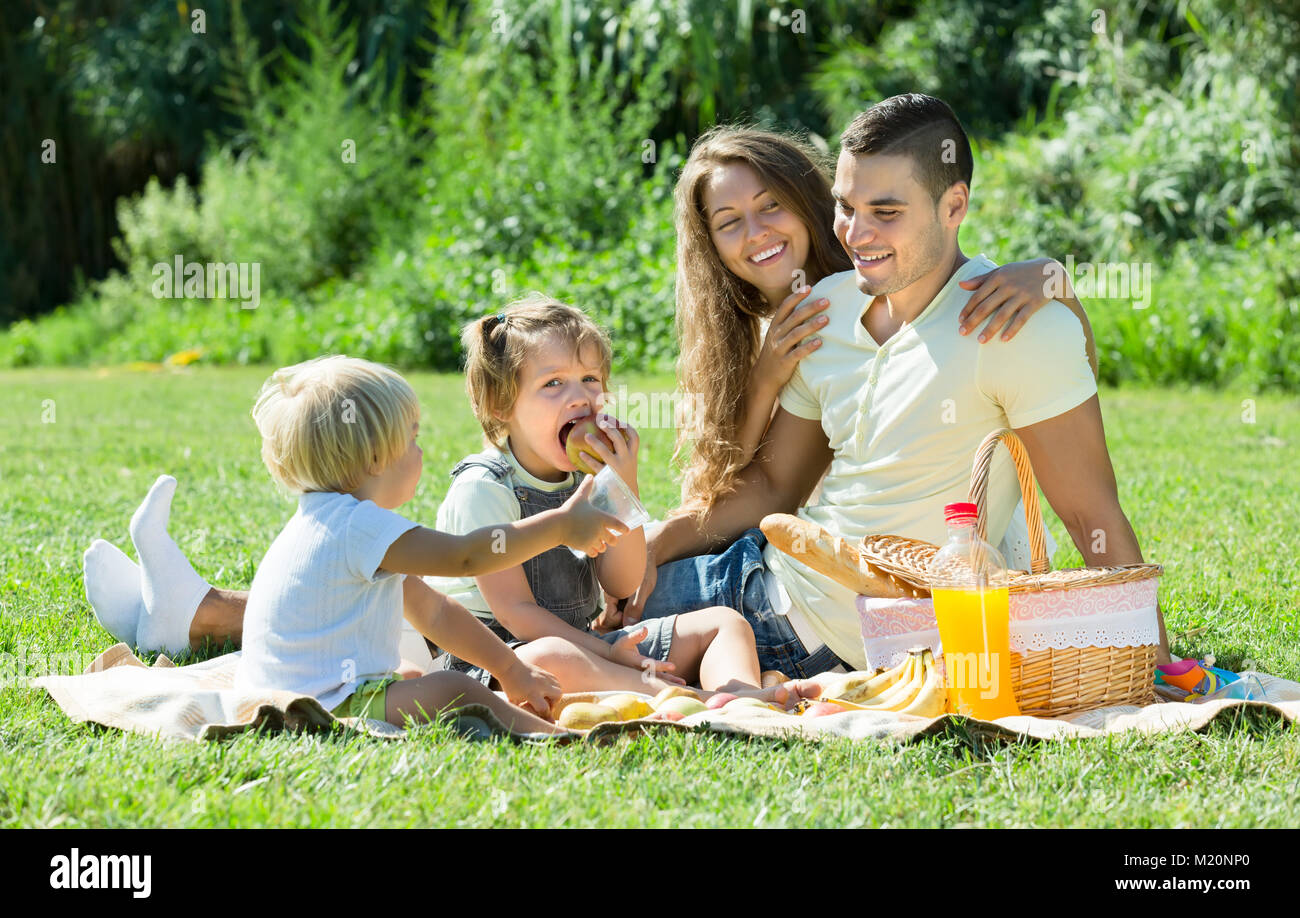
[839, 93, 973, 205]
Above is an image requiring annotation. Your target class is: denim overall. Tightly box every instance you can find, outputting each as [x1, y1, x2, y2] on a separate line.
[440, 451, 600, 677]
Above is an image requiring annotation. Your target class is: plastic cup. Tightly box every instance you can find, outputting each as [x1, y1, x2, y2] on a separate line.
[587, 464, 649, 528]
[569, 464, 649, 559]
[1195, 674, 1268, 704]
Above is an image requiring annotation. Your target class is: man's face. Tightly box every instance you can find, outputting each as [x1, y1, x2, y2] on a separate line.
[832, 151, 963, 297]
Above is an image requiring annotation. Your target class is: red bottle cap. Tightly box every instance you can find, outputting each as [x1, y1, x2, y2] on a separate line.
[944, 502, 979, 525]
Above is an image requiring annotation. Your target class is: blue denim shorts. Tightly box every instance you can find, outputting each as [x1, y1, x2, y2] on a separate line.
[638, 529, 847, 678]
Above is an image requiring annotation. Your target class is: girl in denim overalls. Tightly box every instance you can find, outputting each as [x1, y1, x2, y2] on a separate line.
[427, 295, 820, 706]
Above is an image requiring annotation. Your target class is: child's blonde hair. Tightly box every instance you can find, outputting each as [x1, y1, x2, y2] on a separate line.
[461, 294, 613, 446]
[252, 355, 419, 494]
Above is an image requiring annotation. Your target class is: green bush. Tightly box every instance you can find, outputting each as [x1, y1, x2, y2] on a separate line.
[0, 0, 681, 373]
[944, 0, 1300, 394]
[107, 1, 417, 293]
[812, 0, 1100, 136]
[3, 0, 1298, 393]
[963, 34, 1296, 262]
[1089, 231, 1300, 392]
[487, 0, 891, 138]
[289, 0, 684, 372]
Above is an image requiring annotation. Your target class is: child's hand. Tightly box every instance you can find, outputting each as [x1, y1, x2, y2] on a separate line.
[499, 657, 563, 720]
[591, 593, 624, 633]
[576, 414, 640, 496]
[606, 626, 683, 684]
[558, 476, 629, 557]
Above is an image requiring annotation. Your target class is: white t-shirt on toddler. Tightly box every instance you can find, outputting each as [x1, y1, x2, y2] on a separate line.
[235, 491, 420, 711]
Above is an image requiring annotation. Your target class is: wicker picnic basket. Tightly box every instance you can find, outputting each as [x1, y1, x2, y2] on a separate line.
[859, 428, 1162, 717]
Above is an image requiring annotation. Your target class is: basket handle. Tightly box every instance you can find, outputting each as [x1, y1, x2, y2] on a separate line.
[967, 428, 1051, 575]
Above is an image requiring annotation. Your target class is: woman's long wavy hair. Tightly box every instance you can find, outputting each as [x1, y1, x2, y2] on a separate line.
[671, 126, 850, 519]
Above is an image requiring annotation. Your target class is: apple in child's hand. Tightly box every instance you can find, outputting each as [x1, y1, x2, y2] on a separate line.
[705, 692, 738, 710]
[562, 414, 635, 474]
[562, 416, 614, 474]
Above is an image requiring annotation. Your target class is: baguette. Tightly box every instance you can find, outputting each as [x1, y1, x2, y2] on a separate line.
[759, 513, 924, 598]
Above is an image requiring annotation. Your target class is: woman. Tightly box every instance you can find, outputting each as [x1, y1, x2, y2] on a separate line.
[84, 125, 1094, 661]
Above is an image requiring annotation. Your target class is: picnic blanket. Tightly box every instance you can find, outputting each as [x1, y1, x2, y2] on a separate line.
[29, 643, 1300, 744]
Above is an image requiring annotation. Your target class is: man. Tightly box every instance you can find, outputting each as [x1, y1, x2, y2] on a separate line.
[629, 93, 1169, 674]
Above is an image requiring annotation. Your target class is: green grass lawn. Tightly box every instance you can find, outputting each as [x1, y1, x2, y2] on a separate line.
[1, 366, 1297, 828]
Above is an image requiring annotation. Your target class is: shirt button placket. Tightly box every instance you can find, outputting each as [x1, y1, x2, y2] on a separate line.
[857, 355, 879, 448]
[860, 347, 888, 447]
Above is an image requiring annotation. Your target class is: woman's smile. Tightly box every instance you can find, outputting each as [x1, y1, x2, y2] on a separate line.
[747, 241, 788, 265]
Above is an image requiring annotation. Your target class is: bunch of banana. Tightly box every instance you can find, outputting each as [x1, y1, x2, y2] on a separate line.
[822, 647, 948, 717]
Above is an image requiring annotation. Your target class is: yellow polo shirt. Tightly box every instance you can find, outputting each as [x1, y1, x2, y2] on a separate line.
[766, 255, 1097, 668]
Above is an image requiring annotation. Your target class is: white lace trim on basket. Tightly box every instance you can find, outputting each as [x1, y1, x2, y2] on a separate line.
[861, 605, 1160, 671]
[1013, 605, 1159, 652]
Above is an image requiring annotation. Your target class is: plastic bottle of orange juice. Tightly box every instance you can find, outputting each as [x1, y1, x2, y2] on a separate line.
[928, 502, 1021, 720]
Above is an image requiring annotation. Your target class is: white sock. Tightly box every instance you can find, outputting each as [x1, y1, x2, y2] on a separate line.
[83, 539, 144, 646]
[130, 475, 212, 655]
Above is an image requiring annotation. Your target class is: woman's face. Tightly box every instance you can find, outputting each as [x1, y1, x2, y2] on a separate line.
[703, 162, 812, 309]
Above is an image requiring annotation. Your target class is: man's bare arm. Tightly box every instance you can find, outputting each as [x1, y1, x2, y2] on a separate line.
[651, 408, 833, 564]
[1014, 395, 1170, 661]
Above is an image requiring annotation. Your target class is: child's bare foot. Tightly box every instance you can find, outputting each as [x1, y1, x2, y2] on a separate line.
[760, 679, 822, 709]
[711, 679, 821, 709]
